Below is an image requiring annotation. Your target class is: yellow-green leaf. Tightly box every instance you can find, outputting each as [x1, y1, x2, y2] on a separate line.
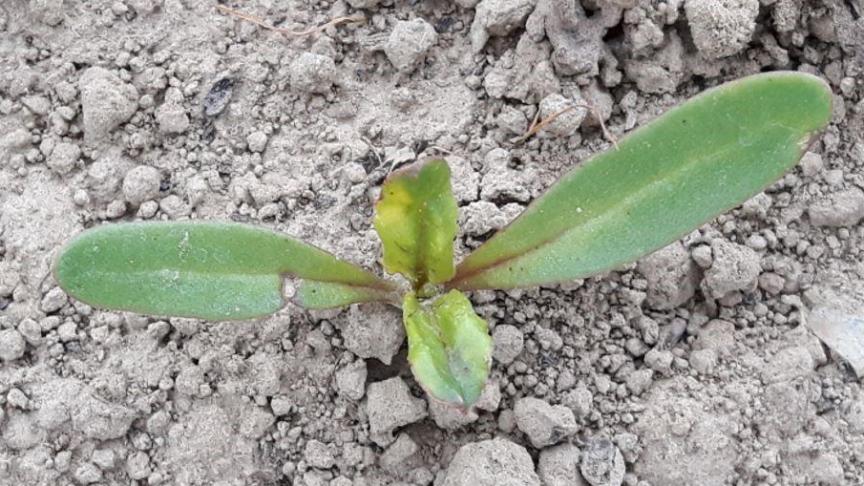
[403, 290, 492, 408]
[449, 72, 832, 290]
[374, 159, 458, 289]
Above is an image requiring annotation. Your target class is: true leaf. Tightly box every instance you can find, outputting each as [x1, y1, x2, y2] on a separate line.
[55, 222, 393, 320]
[449, 72, 832, 290]
[403, 290, 492, 408]
[374, 159, 458, 288]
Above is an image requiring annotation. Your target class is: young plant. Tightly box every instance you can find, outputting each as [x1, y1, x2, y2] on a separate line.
[55, 72, 831, 409]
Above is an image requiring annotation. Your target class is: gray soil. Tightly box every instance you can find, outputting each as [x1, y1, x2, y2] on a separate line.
[1, 0, 864, 485]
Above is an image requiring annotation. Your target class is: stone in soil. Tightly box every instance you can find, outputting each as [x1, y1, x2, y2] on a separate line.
[808, 187, 864, 227]
[46, 142, 81, 175]
[40, 286, 67, 313]
[684, 0, 759, 59]
[761, 345, 816, 384]
[385, 19, 438, 73]
[0, 329, 26, 362]
[304, 439, 337, 469]
[634, 383, 738, 486]
[580, 438, 625, 486]
[380, 433, 419, 471]
[289, 53, 338, 94]
[492, 324, 525, 364]
[155, 88, 190, 135]
[638, 241, 699, 310]
[79, 67, 139, 142]
[122, 166, 162, 206]
[702, 238, 761, 299]
[537, 93, 587, 138]
[470, 0, 539, 52]
[442, 438, 541, 486]
[538, 443, 586, 486]
[514, 397, 578, 448]
[335, 359, 367, 400]
[340, 303, 404, 365]
[366, 377, 427, 446]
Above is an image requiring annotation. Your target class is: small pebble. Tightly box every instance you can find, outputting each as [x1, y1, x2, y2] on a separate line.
[580, 438, 625, 486]
[0, 329, 27, 362]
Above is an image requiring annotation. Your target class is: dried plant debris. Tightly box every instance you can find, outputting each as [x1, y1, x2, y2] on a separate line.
[202, 78, 234, 118]
[216, 5, 364, 39]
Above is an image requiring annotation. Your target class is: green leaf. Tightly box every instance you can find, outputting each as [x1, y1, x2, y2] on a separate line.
[295, 280, 395, 309]
[403, 290, 492, 408]
[374, 159, 458, 288]
[450, 72, 832, 290]
[55, 222, 392, 320]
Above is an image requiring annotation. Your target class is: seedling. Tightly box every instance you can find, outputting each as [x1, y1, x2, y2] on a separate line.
[55, 72, 831, 408]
